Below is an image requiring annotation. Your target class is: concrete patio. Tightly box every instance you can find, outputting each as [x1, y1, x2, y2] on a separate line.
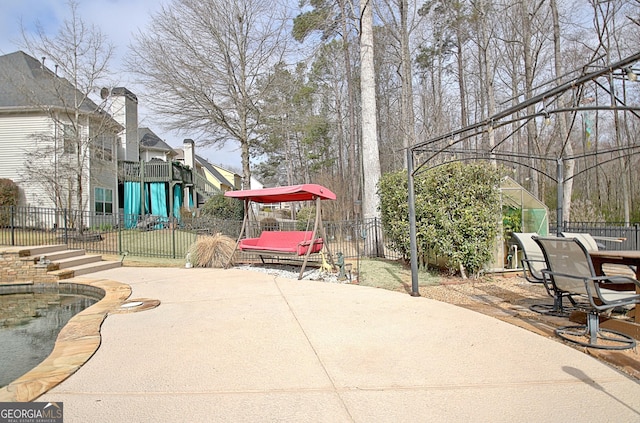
[39, 267, 640, 422]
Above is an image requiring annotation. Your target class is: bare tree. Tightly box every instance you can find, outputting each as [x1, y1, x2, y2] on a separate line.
[376, 0, 420, 163]
[549, 0, 576, 223]
[18, 0, 116, 220]
[128, 0, 290, 189]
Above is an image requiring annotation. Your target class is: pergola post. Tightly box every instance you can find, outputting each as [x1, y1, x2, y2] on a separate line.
[407, 148, 420, 297]
[556, 158, 563, 236]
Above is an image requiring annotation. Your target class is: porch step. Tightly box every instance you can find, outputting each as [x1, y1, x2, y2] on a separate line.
[52, 254, 103, 269]
[18, 244, 68, 258]
[48, 260, 122, 279]
[36, 249, 86, 262]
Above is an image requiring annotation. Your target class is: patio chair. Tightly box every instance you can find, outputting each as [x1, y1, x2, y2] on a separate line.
[561, 232, 636, 280]
[511, 233, 578, 316]
[533, 236, 640, 350]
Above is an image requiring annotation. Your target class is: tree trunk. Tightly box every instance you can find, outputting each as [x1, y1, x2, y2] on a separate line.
[360, 0, 383, 255]
[550, 0, 574, 223]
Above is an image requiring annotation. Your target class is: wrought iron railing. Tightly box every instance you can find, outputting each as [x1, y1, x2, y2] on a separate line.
[0, 206, 399, 261]
[557, 221, 640, 250]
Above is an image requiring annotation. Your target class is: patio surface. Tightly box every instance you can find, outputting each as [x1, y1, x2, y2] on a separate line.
[36, 267, 640, 422]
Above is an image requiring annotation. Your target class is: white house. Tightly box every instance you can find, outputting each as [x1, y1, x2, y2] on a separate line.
[0, 50, 245, 228]
[0, 51, 125, 218]
[139, 127, 177, 162]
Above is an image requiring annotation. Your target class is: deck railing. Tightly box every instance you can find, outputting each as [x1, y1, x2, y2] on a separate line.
[119, 160, 219, 200]
[119, 160, 187, 182]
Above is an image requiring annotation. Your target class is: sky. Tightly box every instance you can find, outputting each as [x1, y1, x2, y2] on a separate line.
[0, 0, 243, 170]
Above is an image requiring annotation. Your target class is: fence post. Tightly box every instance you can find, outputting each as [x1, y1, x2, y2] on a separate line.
[64, 209, 68, 244]
[172, 222, 176, 259]
[636, 223, 639, 251]
[118, 214, 123, 254]
[10, 205, 15, 246]
[374, 217, 380, 257]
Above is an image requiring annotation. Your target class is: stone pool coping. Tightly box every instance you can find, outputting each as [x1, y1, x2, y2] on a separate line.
[0, 277, 135, 402]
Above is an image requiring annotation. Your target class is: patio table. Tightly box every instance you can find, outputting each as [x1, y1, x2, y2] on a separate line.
[589, 250, 640, 337]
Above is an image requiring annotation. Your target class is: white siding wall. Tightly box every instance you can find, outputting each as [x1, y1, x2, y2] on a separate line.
[0, 113, 115, 216]
[0, 114, 56, 208]
[89, 133, 119, 216]
[140, 150, 167, 162]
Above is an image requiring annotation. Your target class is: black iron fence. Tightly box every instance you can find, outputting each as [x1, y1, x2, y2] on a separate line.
[557, 221, 640, 250]
[0, 206, 400, 261]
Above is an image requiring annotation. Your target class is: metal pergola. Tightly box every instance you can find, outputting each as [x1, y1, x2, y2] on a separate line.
[407, 51, 640, 296]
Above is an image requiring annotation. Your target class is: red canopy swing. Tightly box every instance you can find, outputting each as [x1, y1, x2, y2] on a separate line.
[224, 184, 337, 279]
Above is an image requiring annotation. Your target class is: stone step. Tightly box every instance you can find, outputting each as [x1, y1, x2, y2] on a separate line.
[52, 254, 103, 269]
[18, 244, 68, 258]
[48, 260, 122, 279]
[32, 249, 86, 263]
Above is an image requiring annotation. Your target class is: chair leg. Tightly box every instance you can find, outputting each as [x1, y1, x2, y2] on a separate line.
[529, 294, 574, 317]
[587, 312, 599, 346]
[555, 310, 637, 350]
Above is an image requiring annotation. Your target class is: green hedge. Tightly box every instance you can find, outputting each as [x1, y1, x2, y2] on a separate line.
[201, 194, 244, 220]
[379, 162, 500, 277]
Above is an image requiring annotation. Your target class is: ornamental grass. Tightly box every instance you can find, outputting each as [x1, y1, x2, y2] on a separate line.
[188, 233, 236, 268]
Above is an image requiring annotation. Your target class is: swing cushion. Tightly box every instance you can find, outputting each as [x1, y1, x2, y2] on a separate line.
[239, 231, 324, 256]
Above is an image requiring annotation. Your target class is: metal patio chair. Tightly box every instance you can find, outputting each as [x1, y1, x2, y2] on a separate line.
[561, 232, 636, 279]
[533, 236, 640, 350]
[512, 232, 578, 316]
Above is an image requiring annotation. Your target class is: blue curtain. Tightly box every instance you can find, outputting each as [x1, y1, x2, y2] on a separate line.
[144, 183, 150, 215]
[150, 182, 168, 228]
[173, 184, 183, 222]
[150, 183, 168, 216]
[124, 182, 140, 228]
[189, 190, 194, 208]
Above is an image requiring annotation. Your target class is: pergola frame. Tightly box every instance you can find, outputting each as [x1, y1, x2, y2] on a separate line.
[407, 51, 640, 296]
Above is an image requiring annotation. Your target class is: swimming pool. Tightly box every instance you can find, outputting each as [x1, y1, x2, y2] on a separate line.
[0, 283, 105, 388]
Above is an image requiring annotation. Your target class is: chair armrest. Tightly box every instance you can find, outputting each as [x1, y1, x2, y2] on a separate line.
[590, 274, 640, 289]
[544, 271, 640, 309]
[521, 258, 546, 283]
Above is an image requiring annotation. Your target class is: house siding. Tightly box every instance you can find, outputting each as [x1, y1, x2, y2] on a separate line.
[89, 154, 118, 216]
[214, 165, 242, 190]
[0, 113, 55, 207]
[0, 113, 111, 216]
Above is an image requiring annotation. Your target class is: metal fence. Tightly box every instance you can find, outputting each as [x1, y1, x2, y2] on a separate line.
[557, 221, 640, 250]
[0, 206, 401, 261]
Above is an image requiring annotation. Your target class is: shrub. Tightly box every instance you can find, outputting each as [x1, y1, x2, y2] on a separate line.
[0, 178, 19, 206]
[188, 233, 236, 268]
[201, 194, 244, 220]
[277, 208, 292, 219]
[179, 206, 195, 228]
[296, 206, 315, 230]
[379, 162, 501, 278]
[502, 206, 522, 236]
[0, 179, 19, 227]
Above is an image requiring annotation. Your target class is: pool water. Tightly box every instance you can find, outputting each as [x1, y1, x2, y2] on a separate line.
[0, 284, 102, 388]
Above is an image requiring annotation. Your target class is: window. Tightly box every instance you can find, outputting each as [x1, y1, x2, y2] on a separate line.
[63, 124, 77, 154]
[95, 187, 113, 215]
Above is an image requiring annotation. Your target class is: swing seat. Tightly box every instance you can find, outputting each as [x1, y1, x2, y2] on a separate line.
[239, 231, 324, 256]
[224, 184, 336, 279]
